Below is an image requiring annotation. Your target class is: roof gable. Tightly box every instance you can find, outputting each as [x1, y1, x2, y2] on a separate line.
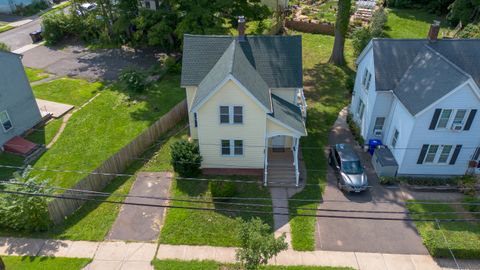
[181, 35, 303, 88]
[268, 94, 306, 135]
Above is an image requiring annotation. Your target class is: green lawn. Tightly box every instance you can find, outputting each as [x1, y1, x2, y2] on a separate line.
[0, 25, 13, 33]
[24, 68, 49, 82]
[25, 117, 63, 146]
[152, 260, 354, 270]
[32, 78, 102, 106]
[0, 153, 24, 180]
[29, 74, 185, 189]
[1, 256, 91, 270]
[160, 176, 273, 247]
[385, 8, 451, 39]
[289, 33, 355, 251]
[407, 202, 480, 259]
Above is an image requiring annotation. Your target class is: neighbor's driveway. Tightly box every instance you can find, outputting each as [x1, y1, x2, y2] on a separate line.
[315, 107, 429, 254]
[21, 43, 164, 81]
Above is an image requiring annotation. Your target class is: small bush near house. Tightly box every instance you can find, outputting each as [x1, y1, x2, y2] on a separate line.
[346, 113, 364, 146]
[379, 176, 397, 185]
[398, 176, 460, 186]
[351, 27, 372, 57]
[458, 23, 480, 38]
[210, 181, 237, 199]
[164, 56, 181, 74]
[351, 8, 388, 57]
[370, 8, 388, 37]
[236, 217, 288, 270]
[170, 140, 202, 177]
[0, 171, 52, 232]
[119, 68, 148, 93]
[0, 42, 10, 52]
[457, 175, 477, 195]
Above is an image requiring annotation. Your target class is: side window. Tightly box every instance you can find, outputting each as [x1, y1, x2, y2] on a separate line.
[233, 106, 243, 124]
[373, 117, 385, 131]
[220, 106, 229, 124]
[436, 109, 452, 129]
[0, 111, 13, 132]
[194, 113, 198, 127]
[221, 140, 231, 155]
[391, 129, 399, 148]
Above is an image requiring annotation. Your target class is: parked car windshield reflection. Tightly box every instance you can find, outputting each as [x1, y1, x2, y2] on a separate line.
[342, 161, 363, 174]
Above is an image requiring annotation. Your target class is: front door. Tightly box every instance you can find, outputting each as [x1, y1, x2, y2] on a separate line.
[272, 136, 285, 152]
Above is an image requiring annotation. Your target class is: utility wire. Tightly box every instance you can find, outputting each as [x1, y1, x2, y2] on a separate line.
[1, 189, 480, 222]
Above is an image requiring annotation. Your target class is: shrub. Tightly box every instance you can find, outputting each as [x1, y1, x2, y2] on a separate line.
[42, 12, 80, 45]
[379, 176, 397, 185]
[236, 217, 288, 270]
[0, 42, 10, 52]
[352, 27, 372, 57]
[119, 68, 148, 93]
[170, 140, 202, 177]
[346, 113, 365, 146]
[398, 176, 460, 186]
[458, 23, 480, 38]
[210, 181, 236, 199]
[164, 56, 181, 74]
[0, 171, 52, 232]
[370, 8, 388, 37]
[463, 197, 480, 216]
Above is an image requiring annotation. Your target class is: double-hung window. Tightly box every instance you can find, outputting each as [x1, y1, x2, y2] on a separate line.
[431, 109, 475, 130]
[436, 109, 452, 128]
[361, 69, 372, 90]
[357, 100, 365, 119]
[219, 106, 243, 124]
[452, 109, 467, 126]
[391, 129, 399, 148]
[424, 145, 453, 164]
[373, 117, 385, 131]
[221, 139, 243, 156]
[0, 111, 13, 132]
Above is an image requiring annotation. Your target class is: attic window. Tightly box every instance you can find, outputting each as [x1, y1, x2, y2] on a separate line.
[362, 69, 372, 90]
[219, 106, 243, 124]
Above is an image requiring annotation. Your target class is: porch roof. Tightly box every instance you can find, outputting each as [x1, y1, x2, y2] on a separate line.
[268, 94, 306, 136]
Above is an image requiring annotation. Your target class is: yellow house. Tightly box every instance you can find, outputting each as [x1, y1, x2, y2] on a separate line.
[181, 29, 306, 186]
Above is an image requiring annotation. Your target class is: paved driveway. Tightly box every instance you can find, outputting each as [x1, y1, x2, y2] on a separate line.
[315, 108, 429, 254]
[0, 16, 41, 51]
[21, 43, 164, 81]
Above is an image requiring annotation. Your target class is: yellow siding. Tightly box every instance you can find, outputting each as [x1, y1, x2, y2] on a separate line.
[266, 118, 296, 147]
[185, 86, 198, 139]
[197, 80, 267, 169]
[271, 88, 296, 104]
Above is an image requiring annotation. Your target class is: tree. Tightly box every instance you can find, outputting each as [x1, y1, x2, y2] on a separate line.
[236, 217, 288, 270]
[329, 0, 352, 65]
[0, 256, 4, 270]
[448, 0, 480, 25]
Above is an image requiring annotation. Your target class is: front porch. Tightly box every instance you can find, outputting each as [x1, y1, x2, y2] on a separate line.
[264, 135, 301, 187]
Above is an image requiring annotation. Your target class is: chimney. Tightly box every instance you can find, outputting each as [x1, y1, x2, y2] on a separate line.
[237, 16, 246, 41]
[428, 20, 441, 42]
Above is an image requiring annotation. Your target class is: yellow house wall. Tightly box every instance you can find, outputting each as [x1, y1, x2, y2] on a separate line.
[197, 79, 267, 169]
[185, 86, 198, 139]
[266, 118, 295, 147]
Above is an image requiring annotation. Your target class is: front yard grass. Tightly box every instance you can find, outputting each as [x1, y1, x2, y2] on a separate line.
[152, 260, 354, 270]
[30, 74, 185, 188]
[25, 117, 63, 146]
[24, 68, 50, 82]
[289, 33, 354, 251]
[385, 8, 451, 39]
[407, 202, 480, 259]
[32, 78, 102, 106]
[1, 256, 91, 270]
[160, 176, 273, 247]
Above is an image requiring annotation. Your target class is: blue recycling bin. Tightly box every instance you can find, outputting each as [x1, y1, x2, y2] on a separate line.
[368, 139, 383, 155]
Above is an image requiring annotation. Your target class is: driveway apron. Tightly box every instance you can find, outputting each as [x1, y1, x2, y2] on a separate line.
[315, 107, 429, 254]
[106, 172, 172, 242]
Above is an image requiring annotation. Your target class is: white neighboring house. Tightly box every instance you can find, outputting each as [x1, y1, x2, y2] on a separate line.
[181, 22, 307, 186]
[351, 27, 480, 177]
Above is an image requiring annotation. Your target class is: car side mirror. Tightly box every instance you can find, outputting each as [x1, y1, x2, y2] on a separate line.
[336, 165, 340, 170]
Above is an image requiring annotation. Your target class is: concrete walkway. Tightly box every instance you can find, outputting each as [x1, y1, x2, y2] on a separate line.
[2, 237, 480, 269]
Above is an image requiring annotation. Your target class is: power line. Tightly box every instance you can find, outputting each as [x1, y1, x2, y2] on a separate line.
[1, 189, 480, 222]
[1, 181, 480, 215]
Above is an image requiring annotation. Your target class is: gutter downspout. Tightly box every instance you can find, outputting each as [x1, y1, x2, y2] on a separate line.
[294, 137, 300, 187]
[264, 135, 269, 186]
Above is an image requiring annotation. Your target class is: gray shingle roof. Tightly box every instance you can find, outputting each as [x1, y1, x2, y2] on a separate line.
[181, 34, 303, 88]
[371, 39, 480, 91]
[269, 94, 306, 135]
[393, 46, 470, 115]
[190, 40, 271, 111]
[375, 147, 398, 167]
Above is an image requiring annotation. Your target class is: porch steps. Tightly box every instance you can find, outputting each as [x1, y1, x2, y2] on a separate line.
[267, 163, 296, 186]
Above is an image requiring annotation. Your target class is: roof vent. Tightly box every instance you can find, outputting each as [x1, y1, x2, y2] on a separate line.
[428, 20, 441, 42]
[237, 16, 246, 42]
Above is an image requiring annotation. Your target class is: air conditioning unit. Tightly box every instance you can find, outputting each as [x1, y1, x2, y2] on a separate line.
[451, 124, 463, 131]
[373, 129, 382, 136]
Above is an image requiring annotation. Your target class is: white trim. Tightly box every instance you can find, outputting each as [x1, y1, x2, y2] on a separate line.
[356, 40, 373, 65]
[219, 105, 244, 125]
[220, 139, 244, 157]
[190, 75, 271, 113]
[415, 79, 480, 117]
[266, 115, 305, 137]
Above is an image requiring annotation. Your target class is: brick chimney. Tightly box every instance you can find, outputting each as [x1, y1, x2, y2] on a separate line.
[238, 16, 246, 41]
[427, 21, 441, 42]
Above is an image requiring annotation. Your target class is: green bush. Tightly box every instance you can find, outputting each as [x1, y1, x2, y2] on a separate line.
[170, 140, 202, 177]
[346, 113, 365, 145]
[164, 56, 181, 74]
[0, 42, 10, 52]
[119, 68, 148, 93]
[398, 176, 460, 186]
[370, 8, 388, 37]
[379, 176, 397, 185]
[210, 181, 236, 199]
[0, 171, 52, 232]
[458, 23, 480, 38]
[351, 27, 372, 57]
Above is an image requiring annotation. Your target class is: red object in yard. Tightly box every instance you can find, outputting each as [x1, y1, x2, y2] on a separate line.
[4, 136, 38, 156]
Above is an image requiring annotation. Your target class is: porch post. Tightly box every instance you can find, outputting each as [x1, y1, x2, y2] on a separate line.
[264, 136, 269, 186]
[294, 137, 300, 187]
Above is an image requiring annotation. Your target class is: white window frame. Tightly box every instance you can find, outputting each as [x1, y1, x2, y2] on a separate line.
[357, 100, 365, 119]
[361, 69, 372, 91]
[0, 110, 13, 132]
[436, 109, 471, 130]
[391, 129, 399, 148]
[220, 139, 244, 157]
[423, 144, 454, 164]
[219, 105, 243, 125]
[373, 117, 385, 131]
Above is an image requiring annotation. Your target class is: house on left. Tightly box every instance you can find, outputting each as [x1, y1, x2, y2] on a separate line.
[0, 51, 46, 160]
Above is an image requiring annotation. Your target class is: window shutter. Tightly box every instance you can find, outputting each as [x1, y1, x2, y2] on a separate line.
[463, 109, 477, 131]
[417, 144, 429, 164]
[473, 147, 480, 160]
[429, 109, 441, 130]
[449, 145, 462, 165]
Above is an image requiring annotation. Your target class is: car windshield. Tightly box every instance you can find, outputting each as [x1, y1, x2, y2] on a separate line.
[342, 161, 363, 174]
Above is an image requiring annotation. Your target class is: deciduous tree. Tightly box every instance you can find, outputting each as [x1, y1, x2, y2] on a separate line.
[329, 0, 352, 66]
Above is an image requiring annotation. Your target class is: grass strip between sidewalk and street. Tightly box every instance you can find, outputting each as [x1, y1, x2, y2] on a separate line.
[1, 256, 91, 270]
